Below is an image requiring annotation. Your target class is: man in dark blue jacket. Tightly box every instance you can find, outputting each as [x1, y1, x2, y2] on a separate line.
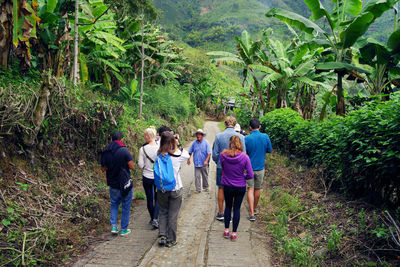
[101, 131, 134, 236]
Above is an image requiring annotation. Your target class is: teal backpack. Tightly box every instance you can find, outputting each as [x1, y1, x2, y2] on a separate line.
[154, 153, 176, 192]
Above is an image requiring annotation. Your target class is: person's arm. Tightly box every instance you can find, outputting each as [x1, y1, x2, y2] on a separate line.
[204, 141, 212, 166]
[128, 161, 134, 170]
[178, 149, 190, 163]
[240, 135, 246, 154]
[244, 156, 254, 180]
[187, 143, 194, 165]
[212, 137, 220, 163]
[138, 147, 145, 169]
[124, 148, 134, 170]
[266, 135, 272, 154]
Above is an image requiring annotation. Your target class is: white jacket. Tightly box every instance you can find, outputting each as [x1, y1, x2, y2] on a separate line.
[138, 144, 159, 179]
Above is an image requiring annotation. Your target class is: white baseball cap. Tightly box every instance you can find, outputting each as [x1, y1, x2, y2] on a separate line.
[234, 124, 241, 132]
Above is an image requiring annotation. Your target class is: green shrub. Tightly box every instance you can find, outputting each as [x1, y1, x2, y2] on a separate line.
[234, 107, 252, 129]
[260, 93, 400, 207]
[260, 108, 304, 152]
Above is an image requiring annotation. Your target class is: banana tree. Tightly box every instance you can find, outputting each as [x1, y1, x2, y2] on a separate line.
[358, 30, 400, 96]
[266, 0, 398, 115]
[207, 31, 266, 114]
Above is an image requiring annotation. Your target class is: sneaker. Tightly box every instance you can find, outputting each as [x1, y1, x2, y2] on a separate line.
[120, 229, 131, 236]
[216, 213, 224, 221]
[151, 219, 159, 229]
[158, 236, 167, 247]
[203, 188, 209, 192]
[166, 241, 178, 248]
[248, 215, 256, 222]
[230, 233, 238, 241]
[223, 229, 230, 239]
[254, 209, 259, 215]
[111, 227, 119, 235]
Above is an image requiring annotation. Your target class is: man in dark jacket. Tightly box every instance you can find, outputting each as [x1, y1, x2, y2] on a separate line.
[101, 131, 134, 236]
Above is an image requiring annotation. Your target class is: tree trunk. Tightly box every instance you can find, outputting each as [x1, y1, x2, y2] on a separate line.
[294, 85, 303, 117]
[0, 0, 12, 68]
[138, 23, 145, 119]
[72, 0, 79, 85]
[253, 76, 266, 112]
[23, 73, 53, 146]
[336, 72, 345, 116]
[266, 83, 271, 112]
[250, 86, 256, 116]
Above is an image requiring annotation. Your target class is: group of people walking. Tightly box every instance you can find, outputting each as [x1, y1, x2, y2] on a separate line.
[100, 116, 272, 247]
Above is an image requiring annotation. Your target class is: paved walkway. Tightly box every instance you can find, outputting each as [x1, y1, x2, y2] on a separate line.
[73, 121, 271, 267]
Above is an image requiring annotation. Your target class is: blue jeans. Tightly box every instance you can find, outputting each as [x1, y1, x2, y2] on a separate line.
[216, 168, 223, 187]
[109, 187, 133, 230]
[142, 176, 159, 220]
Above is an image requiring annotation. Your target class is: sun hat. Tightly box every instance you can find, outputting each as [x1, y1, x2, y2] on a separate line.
[195, 129, 206, 136]
[234, 124, 241, 132]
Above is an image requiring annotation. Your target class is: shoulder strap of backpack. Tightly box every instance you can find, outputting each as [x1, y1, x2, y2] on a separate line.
[142, 145, 155, 164]
[168, 151, 182, 158]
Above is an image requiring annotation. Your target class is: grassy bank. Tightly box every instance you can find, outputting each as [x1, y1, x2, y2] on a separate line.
[259, 153, 399, 266]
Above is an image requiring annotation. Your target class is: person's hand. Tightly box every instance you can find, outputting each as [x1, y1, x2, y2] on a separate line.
[187, 159, 191, 165]
[203, 161, 208, 167]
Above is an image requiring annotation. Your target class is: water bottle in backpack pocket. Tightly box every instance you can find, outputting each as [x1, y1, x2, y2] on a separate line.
[154, 153, 176, 192]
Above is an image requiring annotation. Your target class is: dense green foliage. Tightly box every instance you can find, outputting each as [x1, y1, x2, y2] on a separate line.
[260, 93, 400, 206]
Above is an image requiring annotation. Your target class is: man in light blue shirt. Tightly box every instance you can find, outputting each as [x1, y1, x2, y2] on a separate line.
[188, 129, 212, 193]
[245, 118, 272, 221]
[212, 116, 246, 221]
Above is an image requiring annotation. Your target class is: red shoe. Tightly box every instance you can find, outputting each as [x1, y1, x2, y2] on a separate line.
[230, 232, 238, 241]
[223, 229, 230, 239]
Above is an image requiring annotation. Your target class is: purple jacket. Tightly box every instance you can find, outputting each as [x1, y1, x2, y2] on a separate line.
[220, 152, 254, 187]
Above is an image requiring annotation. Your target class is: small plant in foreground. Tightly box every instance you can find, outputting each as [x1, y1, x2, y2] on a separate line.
[134, 191, 146, 200]
[327, 225, 342, 253]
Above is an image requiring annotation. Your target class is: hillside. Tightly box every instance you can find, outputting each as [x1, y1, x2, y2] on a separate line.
[154, 0, 395, 50]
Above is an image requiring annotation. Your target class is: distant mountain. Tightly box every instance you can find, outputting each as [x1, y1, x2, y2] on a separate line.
[154, 0, 395, 50]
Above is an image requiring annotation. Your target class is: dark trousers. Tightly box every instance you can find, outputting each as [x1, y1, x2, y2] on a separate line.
[223, 186, 246, 232]
[158, 189, 183, 242]
[142, 176, 159, 221]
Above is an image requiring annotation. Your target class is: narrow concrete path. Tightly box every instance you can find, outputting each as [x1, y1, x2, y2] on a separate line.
[73, 121, 271, 267]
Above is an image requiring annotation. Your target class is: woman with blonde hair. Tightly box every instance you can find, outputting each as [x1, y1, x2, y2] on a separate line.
[138, 127, 159, 229]
[220, 135, 254, 241]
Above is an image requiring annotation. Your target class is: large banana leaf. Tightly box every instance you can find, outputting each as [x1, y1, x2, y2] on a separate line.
[304, 0, 335, 30]
[266, 8, 326, 35]
[340, 0, 399, 48]
[293, 59, 317, 76]
[331, 0, 363, 15]
[316, 62, 369, 73]
[388, 29, 400, 53]
[340, 12, 374, 48]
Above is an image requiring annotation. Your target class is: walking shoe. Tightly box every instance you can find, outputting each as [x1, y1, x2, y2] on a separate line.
[254, 209, 259, 215]
[230, 233, 238, 241]
[120, 229, 131, 236]
[158, 236, 167, 247]
[151, 219, 159, 229]
[195, 190, 201, 194]
[223, 229, 230, 239]
[203, 188, 209, 192]
[111, 227, 119, 235]
[248, 215, 256, 222]
[216, 213, 224, 221]
[166, 241, 178, 248]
